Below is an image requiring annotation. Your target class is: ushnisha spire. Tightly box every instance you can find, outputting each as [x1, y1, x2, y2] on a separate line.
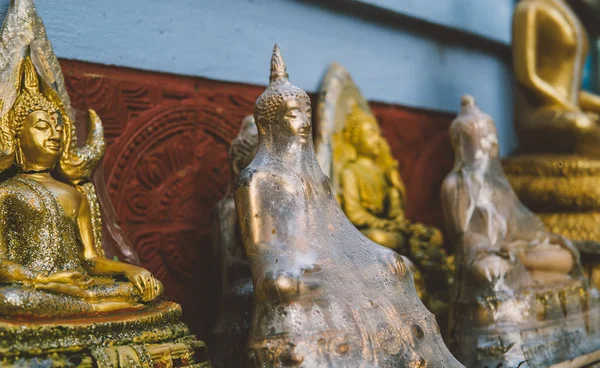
[269, 44, 289, 83]
[254, 44, 309, 132]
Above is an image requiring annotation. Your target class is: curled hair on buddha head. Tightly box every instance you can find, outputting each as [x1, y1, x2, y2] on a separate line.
[8, 56, 60, 168]
[254, 44, 310, 139]
[343, 102, 378, 146]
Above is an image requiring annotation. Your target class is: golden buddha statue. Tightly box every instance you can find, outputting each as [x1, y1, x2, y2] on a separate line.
[0, 1, 208, 366]
[315, 63, 453, 320]
[444, 96, 600, 367]
[513, 0, 600, 155]
[234, 44, 462, 367]
[505, 0, 600, 282]
[211, 115, 257, 368]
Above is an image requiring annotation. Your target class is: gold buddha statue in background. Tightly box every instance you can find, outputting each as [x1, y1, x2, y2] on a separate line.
[513, 0, 600, 155]
[315, 63, 453, 320]
[445, 96, 600, 367]
[234, 44, 463, 367]
[0, 1, 208, 366]
[505, 0, 600, 279]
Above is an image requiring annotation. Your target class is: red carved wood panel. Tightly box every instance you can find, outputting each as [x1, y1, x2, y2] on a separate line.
[59, 59, 454, 340]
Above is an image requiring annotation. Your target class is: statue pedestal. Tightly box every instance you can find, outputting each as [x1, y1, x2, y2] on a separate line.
[0, 301, 210, 367]
[503, 154, 600, 289]
[503, 154, 600, 244]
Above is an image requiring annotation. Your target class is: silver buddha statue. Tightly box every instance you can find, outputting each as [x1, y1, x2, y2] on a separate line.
[233, 44, 463, 367]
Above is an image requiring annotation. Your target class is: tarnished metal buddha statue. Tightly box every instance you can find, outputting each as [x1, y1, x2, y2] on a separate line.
[211, 115, 257, 368]
[315, 63, 453, 321]
[0, 1, 208, 366]
[234, 44, 462, 367]
[505, 0, 600, 252]
[444, 96, 600, 368]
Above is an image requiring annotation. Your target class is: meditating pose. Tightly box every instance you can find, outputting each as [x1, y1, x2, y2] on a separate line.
[234, 44, 462, 367]
[442, 96, 600, 367]
[0, 56, 162, 318]
[513, 0, 600, 156]
[339, 104, 452, 302]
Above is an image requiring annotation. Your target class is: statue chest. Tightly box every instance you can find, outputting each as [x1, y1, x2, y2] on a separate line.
[1, 179, 83, 275]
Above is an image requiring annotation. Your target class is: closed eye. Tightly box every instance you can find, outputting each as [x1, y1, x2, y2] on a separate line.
[34, 120, 51, 130]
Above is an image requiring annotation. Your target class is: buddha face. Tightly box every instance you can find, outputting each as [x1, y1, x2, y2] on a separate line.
[454, 119, 498, 165]
[20, 109, 63, 168]
[354, 122, 382, 158]
[280, 97, 311, 144]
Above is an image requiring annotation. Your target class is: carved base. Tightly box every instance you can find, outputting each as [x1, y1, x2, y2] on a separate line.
[503, 154, 600, 243]
[452, 284, 600, 367]
[0, 301, 210, 367]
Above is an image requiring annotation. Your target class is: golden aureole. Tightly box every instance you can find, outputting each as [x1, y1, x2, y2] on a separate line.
[314, 63, 453, 322]
[234, 44, 463, 367]
[0, 1, 208, 366]
[211, 115, 257, 368]
[505, 0, 600, 253]
[443, 95, 600, 368]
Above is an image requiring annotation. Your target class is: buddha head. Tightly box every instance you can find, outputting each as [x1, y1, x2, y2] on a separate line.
[344, 103, 383, 159]
[8, 57, 62, 171]
[4, 56, 105, 182]
[254, 45, 311, 151]
[450, 95, 499, 168]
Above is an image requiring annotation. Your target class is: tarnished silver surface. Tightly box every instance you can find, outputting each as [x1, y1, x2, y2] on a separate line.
[234, 44, 462, 367]
[442, 95, 600, 367]
[211, 115, 258, 368]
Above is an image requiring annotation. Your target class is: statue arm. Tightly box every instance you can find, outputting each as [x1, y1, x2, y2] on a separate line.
[513, 5, 579, 111]
[441, 174, 469, 236]
[387, 170, 407, 220]
[340, 167, 387, 227]
[234, 171, 320, 299]
[77, 191, 161, 301]
[579, 91, 600, 114]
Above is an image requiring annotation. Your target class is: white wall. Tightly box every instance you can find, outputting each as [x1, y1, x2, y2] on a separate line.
[0, 0, 517, 154]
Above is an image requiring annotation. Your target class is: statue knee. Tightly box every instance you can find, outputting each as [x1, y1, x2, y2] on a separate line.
[363, 229, 404, 250]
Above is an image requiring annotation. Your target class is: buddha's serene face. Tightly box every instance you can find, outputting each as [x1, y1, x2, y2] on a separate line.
[20, 109, 63, 167]
[454, 119, 498, 165]
[280, 98, 311, 144]
[355, 122, 382, 158]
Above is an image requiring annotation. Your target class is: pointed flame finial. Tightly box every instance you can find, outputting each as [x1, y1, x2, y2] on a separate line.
[269, 44, 289, 83]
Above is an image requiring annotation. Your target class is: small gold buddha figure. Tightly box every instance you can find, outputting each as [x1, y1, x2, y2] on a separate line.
[444, 96, 600, 367]
[341, 105, 450, 273]
[234, 44, 463, 367]
[513, 0, 600, 155]
[0, 56, 161, 317]
[315, 64, 452, 320]
[211, 115, 257, 368]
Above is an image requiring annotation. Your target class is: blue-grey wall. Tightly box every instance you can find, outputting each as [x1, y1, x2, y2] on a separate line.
[0, 0, 517, 154]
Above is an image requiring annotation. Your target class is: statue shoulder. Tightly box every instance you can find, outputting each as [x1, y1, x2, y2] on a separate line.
[234, 164, 302, 199]
[441, 172, 461, 201]
[514, 0, 559, 18]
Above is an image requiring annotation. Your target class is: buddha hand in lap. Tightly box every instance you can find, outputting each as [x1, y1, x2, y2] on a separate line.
[0, 57, 162, 318]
